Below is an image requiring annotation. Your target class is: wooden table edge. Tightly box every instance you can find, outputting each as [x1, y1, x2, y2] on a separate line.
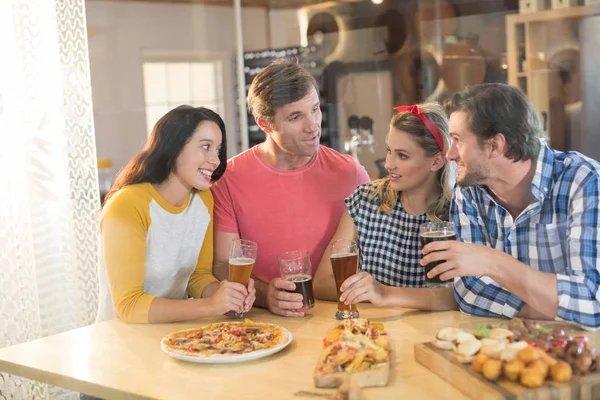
[0, 358, 155, 400]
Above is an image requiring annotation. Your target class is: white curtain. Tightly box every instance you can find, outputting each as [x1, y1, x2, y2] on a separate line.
[0, 0, 99, 399]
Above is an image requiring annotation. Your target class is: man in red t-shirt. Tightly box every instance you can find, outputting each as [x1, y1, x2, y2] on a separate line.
[212, 60, 369, 317]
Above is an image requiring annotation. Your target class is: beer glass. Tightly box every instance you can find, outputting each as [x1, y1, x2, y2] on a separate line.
[419, 222, 456, 288]
[277, 250, 315, 312]
[330, 239, 359, 320]
[228, 239, 257, 317]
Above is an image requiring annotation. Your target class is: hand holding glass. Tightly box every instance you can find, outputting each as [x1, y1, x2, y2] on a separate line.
[277, 250, 315, 312]
[228, 239, 257, 317]
[330, 239, 359, 320]
[420, 222, 455, 288]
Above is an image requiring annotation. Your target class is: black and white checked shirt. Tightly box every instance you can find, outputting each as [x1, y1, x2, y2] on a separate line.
[346, 182, 430, 288]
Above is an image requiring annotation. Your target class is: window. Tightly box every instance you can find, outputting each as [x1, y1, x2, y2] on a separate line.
[142, 61, 224, 136]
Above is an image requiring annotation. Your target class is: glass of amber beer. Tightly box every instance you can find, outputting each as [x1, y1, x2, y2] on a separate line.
[277, 250, 315, 312]
[330, 239, 359, 320]
[228, 239, 257, 318]
[419, 222, 455, 288]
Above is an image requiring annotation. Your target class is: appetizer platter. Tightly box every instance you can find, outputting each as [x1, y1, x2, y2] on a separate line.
[414, 318, 600, 399]
[314, 319, 390, 398]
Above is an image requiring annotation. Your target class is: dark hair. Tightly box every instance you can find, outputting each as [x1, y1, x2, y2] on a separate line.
[446, 83, 541, 162]
[247, 59, 318, 123]
[103, 105, 227, 206]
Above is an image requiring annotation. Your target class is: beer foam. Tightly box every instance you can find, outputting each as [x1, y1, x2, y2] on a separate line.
[229, 257, 255, 265]
[421, 231, 456, 238]
[330, 252, 357, 259]
[286, 274, 311, 282]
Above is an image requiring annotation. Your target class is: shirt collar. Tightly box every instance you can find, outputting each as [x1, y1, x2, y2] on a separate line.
[472, 140, 558, 206]
[531, 141, 560, 201]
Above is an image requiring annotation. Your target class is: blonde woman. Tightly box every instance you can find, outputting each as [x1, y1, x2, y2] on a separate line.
[314, 102, 458, 310]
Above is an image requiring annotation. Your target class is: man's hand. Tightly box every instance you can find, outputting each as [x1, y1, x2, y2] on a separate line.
[421, 240, 500, 281]
[266, 278, 305, 317]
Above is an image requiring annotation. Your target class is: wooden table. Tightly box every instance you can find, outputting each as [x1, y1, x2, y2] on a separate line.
[0, 301, 590, 400]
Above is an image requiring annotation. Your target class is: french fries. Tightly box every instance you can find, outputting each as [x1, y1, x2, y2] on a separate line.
[317, 319, 389, 376]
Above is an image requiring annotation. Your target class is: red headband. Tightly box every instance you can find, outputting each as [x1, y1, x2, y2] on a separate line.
[394, 105, 445, 152]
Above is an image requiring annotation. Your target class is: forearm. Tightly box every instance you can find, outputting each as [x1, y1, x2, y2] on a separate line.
[188, 273, 218, 299]
[314, 273, 338, 301]
[201, 281, 220, 298]
[213, 260, 229, 281]
[314, 209, 356, 302]
[518, 304, 554, 320]
[382, 286, 457, 311]
[147, 296, 217, 323]
[489, 253, 558, 319]
[252, 276, 270, 309]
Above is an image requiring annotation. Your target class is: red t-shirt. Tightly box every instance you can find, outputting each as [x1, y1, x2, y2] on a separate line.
[212, 145, 370, 282]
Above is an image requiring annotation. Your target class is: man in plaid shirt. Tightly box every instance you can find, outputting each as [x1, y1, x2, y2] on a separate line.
[421, 83, 600, 329]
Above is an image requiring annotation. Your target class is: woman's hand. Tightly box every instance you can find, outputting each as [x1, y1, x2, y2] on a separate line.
[208, 280, 248, 315]
[243, 278, 256, 313]
[339, 272, 388, 307]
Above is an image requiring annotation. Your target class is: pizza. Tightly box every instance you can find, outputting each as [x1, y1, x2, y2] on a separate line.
[161, 319, 288, 358]
[314, 318, 390, 388]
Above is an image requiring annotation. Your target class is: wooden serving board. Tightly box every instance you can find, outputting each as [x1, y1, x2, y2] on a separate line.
[414, 342, 600, 400]
[313, 362, 389, 389]
[313, 362, 389, 400]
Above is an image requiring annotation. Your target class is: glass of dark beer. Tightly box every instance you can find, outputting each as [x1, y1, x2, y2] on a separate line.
[277, 250, 315, 312]
[419, 222, 456, 288]
[330, 239, 359, 320]
[228, 239, 257, 318]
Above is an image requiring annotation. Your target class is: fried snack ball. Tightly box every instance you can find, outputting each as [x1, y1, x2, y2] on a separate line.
[518, 346, 542, 363]
[573, 349, 594, 375]
[550, 361, 573, 383]
[472, 353, 490, 373]
[503, 359, 525, 381]
[520, 367, 545, 388]
[529, 359, 550, 379]
[482, 359, 503, 381]
[540, 352, 558, 367]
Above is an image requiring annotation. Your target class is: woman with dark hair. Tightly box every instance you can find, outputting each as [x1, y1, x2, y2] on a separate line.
[314, 102, 458, 311]
[96, 106, 255, 323]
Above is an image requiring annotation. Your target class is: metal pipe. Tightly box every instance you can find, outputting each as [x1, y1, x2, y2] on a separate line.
[234, 0, 249, 152]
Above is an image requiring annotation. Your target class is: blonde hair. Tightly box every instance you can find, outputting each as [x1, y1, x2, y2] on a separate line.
[368, 102, 456, 222]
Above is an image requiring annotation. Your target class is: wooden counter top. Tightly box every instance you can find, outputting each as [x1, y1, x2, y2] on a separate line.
[1, 301, 591, 400]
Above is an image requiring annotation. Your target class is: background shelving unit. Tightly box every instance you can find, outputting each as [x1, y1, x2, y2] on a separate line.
[506, 3, 600, 151]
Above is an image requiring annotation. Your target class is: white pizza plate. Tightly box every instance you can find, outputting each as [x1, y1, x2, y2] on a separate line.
[161, 326, 293, 364]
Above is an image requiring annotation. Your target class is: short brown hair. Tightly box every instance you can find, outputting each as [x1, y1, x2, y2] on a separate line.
[445, 83, 541, 162]
[247, 59, 318, 123]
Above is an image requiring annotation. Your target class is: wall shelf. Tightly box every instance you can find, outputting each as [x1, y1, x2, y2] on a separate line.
[505, 3, 600, 151]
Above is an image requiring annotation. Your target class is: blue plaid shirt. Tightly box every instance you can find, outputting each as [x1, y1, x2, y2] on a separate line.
[451, 143, 600, 329]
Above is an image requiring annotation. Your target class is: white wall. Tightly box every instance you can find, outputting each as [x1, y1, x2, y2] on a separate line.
[86, 1, 269, 173]
[268, 9, 302, 49]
